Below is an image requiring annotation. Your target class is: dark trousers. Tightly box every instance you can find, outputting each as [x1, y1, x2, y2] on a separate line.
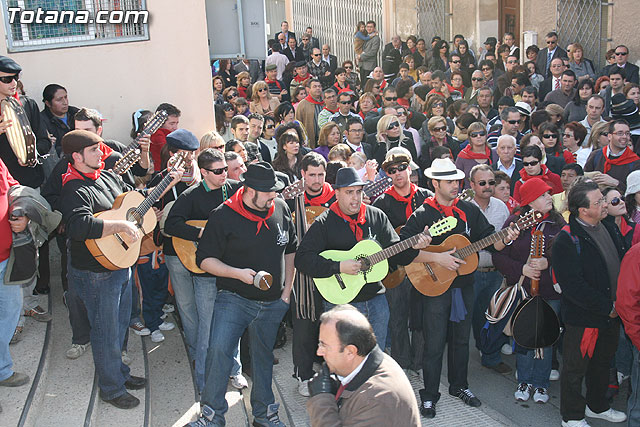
[137, 261, 169, 332]
[35, 238, 50, 292]
[561, 321, 620, 422]
[386, 277, 412, 369]
[291, 291, 320, 381]
[56, 233, 69, 291]
[360, 67, 372, 86]
[421, 285, 474, 401]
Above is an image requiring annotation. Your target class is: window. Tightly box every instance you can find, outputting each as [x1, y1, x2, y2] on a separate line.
[3, 0, 149, 52]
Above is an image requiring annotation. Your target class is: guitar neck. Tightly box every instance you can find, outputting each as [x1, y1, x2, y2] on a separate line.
[454, 226, 515, 259]
[134, 169, 176, 218]
[367, 231, 428, 265]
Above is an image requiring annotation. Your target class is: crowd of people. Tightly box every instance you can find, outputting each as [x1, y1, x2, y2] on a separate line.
[1, 18, 640, 427]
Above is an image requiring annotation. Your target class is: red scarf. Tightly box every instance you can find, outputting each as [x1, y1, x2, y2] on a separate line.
[294, 74, 310, 83]
[330, 201, 366, 241]
[264, 78, 282, 90]
[304, 94, 324, 105]
[379, 80, 387, 90]
[334, 82, 352, 94]
[385, 183, 418, 220]
[457, 144, 492, 161]
[224, 187, 274, 235]
[603, 145, 640, 174]
[519, 163, 550, 182]
[322, 106, 339, 114]
[358, 111, 366, 120]
[424, 196, 467, 223]
[305, 182, 334, 206]
[397, 98, 410, 108]
[61, 141, 113, 185]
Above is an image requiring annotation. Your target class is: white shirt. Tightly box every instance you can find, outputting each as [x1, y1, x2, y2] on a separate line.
[337, 353, 370, 386]
[497, 158, 517, 177]
[322, 54, 331, 65]
[346, 140, 364, 154]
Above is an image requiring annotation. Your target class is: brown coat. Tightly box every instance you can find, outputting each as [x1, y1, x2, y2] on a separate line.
[295, 98, 321, 148]
[307, 347, 420, 427]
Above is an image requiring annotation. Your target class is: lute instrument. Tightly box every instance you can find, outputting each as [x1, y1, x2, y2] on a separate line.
[111, 110, 168, 175]
[85, 151, 187, 270]
[313, 216, 457, 304]
[405, 209, 543, 297]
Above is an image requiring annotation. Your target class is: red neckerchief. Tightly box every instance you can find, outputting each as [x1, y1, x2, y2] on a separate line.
[265, 78, 282, 90]
[334, 82, 352, 94]
[323, 106, 339, 114]
[330, 201, 366, 241]
[620, 216, 633, 237]
[424, 196, 467, 223]
[385, 183, 418, 220]
[13, 92, 21, 105]
[603, 145, 640, 174]
[519, 164, 550, 182]
[304, 94, 324, 105]
[224, 187, 274, 235]
[305, 182, 334, 206]
[458, 144, 491, 161]
[294, 74, 309, 83]
[358, 111, 366, 120]
[379, 80, 387, 90]
[61, 141, 113, 185]
[397, 98, 410, 108]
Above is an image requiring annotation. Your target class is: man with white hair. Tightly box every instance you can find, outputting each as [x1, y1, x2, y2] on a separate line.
[464, 70, 485, 104]
[492, 134, 523, 195]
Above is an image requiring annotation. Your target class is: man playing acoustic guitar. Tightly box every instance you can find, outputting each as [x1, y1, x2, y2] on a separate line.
[397, 158, 519, 419]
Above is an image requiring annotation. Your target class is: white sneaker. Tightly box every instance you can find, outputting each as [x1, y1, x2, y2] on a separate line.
[66, 343, 90, 359]
[121, 351, 132, 365]
[158, 321, 175, 331]
[550, 369, 560, 381]
[230, 373, 248, 389]
[162, 304, 175, 313]
[514, 383, 532, 401]
[561, 420, 591, 427]
[533, 387, 549, 403]
[501, 343, 513, 355]
[151, 330, 165, 343]
[585, 406, 627, 423]
[298, 379, 310, 397]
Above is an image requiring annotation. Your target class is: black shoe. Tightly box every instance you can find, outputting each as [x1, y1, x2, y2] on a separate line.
[102, 392, 140, 409]
[125, 375, 146, 390]
[419, 389, 436, 418]
[450, 388, 481, 407]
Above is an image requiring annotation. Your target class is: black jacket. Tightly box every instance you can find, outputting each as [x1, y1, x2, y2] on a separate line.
[492, 159, 523, 195]
[284, 46, 306, 63]
[551, 215, 626, 328]
[536, 46, 568, 78]
[601, 62, 640, 84]
[41, 105, 80, 155]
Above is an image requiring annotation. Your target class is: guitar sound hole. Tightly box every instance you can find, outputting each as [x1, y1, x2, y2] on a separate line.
[356, 255, 372, 273]
[126, 209, 142, 226]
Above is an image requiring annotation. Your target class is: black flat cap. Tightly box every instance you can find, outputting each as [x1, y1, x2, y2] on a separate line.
[0, 56, 21, 74]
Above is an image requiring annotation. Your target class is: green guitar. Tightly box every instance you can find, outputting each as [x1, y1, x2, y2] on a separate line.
[313, 216, 457, 304]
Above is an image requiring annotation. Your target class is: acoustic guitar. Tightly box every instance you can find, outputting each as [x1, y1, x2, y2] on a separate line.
[111, 110, 168, 176]
[405, 209, 543, 297]
[382, 189, 475, 289]
[173, 179, 306, 274]
[511, 230, 561, 349]
[313, 216, 457, 305]
[85, 152, 187, 270]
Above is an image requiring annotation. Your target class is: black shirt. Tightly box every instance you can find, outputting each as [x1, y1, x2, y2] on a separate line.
[59, 170, 133, 272]
[373, 187, 432, 228]
[397, 199, 496, 289]
[195, 197, 297, 301]
[295, 204, 400, 302]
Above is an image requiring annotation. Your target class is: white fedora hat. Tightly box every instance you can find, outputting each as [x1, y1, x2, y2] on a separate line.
[424, 158, 466, 180]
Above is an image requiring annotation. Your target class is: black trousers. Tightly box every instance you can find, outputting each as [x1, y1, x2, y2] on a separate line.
[291, 289, 321, 381]
[561, 321, 619, 421]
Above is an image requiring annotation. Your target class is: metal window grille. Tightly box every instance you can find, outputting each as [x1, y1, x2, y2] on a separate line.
[3, 0, 149, 52]
[417, 0, 448, 44]
[556, 0, 608, 66]
[291, 0, 383, 66]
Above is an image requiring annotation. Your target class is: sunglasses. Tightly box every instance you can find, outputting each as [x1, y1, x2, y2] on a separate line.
[387, 122, 400, 130]
[396, 110, 407, 116]
[471, 77, 484, 81]
[223, 107, 234, 112]
[312, 53, 321, 56]
[387, 163, 409, 175]
[451, 60, 461, 64]
[481, 67, 491, 71]
[257, 88, 267, 92]
[562, 133, 573, 138]
[506, 119, 521, 125]
[542, 133, 557, 139]
[615, 51, 628, 56]
[433, 126, 447, 132]
[546, 40, 557, 44]
[228, 93, 238, 98]
[475, 179, 496, 186]
[470, 131, 486, 137]
[610, 196, 624, 206]
[345, 66, 353, 69]
[0, 74, 18, 84]
[203, 166, 228, 175]
[522, 160, 540, 167]
[266, 124, 275, 129]
[339, 100, 352, 105]
[432, 102, 445, 108]
[385, 96, 398, 101]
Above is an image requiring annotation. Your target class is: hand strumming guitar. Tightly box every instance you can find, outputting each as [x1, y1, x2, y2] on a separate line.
[340, 259, 362, 275]
[433, 247, 466, 271]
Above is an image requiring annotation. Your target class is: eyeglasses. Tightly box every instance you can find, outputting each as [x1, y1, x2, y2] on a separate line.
[349, 128, 364, 133]
[562, 133, 573, 138]
[610, 196, 624, 206]
[228, 93, 238, 99]
[387, 122, 400, 130]
[470, 131, 486, 137]
[475, 179, 496, 187]
[203, 166, 228, 175]
[481, 67, 491, 71]
[593, 196, 607, 206]
[613, 131, 631, 137]
[345, 66, 353, 70]
[471, 77, 484, 81]
[432, 102, 445, 108]
[386, 163, 409, 175]
[433, 126, 447, 132]
[0, 74, 18, 84]
[506, 119, 521, 125]
[542, 133, 557, 139]
[615, 51, 628, 56]
[602, 131, 609, 136]
[546, 40, 557, 45]
[522, 160, 540, 167]
[339, 100, 352, 105]
[385, 96, 398, 101]
[312, 53, 321, 56]
[257, 88, 267, 92]
[396, 110, 407, 116]
[265, 124, 275, 129]
[451, 60, 461, 64]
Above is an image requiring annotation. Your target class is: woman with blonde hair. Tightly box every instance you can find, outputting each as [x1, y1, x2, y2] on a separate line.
[314, 122, 342, 160]
[586, 121, 610, 150]
[236, 71, 251, 99]
[372, 114, 414, 165]
[568, 42, 596, 80]
[199, 131, 226, 152]
[544, 104, 565, 128]
[249, 81, 280, 117]
[420, 115, 461, 168]
[212, 75, 225, 105]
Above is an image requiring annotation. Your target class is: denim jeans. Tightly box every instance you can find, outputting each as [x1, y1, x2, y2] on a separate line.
[628, 346, 640, 427]
[421, 285, 474, 401]
[516, 299, 561, 389]
[137, 261, 169, 332]
[192, 276, 241, 392]
[68, 265, 132, 400]
[385, 277, 413, 368]
[165, 255, 197, 361]
[472, 270, 506, 367]
[18, 277, 39, 328]
[129, 265, 142, 325]
[614, 319, 634, 377]
[0, 259, 21, 381]
[201, 291, 289, 424]
[65, 246, 90, 345]
[324, 293, 390, 351]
